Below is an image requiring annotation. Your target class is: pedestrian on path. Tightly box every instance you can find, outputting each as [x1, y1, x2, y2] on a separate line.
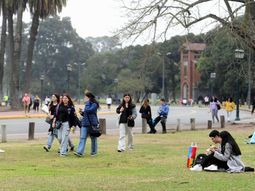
[210, 96, 220, 123]
[22, 93, 31, 115]
[223, 97, 235, 122]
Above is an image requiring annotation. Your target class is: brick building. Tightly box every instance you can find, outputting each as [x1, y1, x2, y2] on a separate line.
[180, 42, 206, 101]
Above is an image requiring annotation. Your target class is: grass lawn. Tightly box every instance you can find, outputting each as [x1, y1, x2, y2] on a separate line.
[0, 127, 254, 191]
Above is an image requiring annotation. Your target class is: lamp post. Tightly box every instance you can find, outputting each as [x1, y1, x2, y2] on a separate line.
[210, 72, 216, 96]
[67, 64, 72, 93]
[234, 49, 244, 121]
[40, 74, 45, 101]
[74, 62, 85, 104]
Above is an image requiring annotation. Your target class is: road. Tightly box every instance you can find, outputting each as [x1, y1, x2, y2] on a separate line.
[0, 106, 253, 139]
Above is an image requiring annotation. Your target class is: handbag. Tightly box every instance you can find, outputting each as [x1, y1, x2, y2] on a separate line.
[55, 121, 62, 129]
[87, 115, 101, 137]
[45, 116, 52, 124]
[74, 115, 82, 128]
[127, 118, 135, 127]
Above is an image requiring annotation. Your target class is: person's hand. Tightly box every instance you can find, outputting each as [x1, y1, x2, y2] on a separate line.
[120, 107, 124, 112]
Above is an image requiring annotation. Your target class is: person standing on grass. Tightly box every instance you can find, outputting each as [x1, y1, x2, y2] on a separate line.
[53, 94, 76, 156]
[139, 98, 156, 134]
[74, 92, 100, 157]
[152, 98, 169, 134]
[43, 94, 61, 152]
[116, 93, 137, 152]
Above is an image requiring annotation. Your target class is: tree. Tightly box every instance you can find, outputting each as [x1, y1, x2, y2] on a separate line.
[119, 0, 255, 51]
[24, 0, 67, 93]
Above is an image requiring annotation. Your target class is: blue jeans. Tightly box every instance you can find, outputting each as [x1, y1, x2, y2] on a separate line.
[76, 127, 97, 155]
[58, 122, 70, 155]
[47, 128, 59, 149]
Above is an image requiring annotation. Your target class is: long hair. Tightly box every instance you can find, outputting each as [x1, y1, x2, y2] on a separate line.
[121, 93, 132, 108]
[62, 94, 74, 106]
[49, 94, 60, 108]
[220, 131, 241, 155]
[85, 92, 99, 108]
[142, 98, 149, 108]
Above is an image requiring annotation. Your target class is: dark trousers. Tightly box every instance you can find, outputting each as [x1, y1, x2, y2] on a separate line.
[153, 116, 167, 133]
[147, 118, 156, 133]
[201, 153, 228, 170]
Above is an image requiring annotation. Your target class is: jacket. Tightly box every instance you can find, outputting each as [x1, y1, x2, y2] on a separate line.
[117, 104, 137, 124]
[139, 105, 152, 119]
[157, 103, 169, 118]
[81, 101, 99, 127]
[213, 142, 245, 173]
[224, 101, 235, 112]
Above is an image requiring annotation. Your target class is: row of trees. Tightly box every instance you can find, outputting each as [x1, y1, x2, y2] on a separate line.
[0, 0, 67, 109]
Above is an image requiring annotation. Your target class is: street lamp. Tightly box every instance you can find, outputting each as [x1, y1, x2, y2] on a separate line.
[40, 74, 45, 101]
[67, 64, 72, 93]
[234, 49, 244, 121]
[74, 62, 86, 104]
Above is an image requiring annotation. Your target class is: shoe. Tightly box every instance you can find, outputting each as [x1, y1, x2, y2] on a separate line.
[190, 164, 202, 171]
[147, 131, 153, 134]
[91, 153, 97, 157]
[70, 146, 75, 151]
[0, 149, 5, 153]
[117, 149, 124, 152]
[204, 164, 218, 171]
[74, 152, 83, 157]
[43, 146, 49, 152]
[59, 154, 67, 157]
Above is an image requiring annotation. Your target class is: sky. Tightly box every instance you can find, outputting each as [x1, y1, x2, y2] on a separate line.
[60, 0, 125, 38]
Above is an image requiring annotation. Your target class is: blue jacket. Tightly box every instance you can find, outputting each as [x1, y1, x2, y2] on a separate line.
[81, 101, 99, 127]
[157, 103, 169, 118]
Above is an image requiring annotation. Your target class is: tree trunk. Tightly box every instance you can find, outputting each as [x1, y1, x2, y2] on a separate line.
[0, 4, 7, 103]
[24, 11, 40, 93]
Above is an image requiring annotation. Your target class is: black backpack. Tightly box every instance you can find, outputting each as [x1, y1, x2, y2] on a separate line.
[193, 154, 207, 166]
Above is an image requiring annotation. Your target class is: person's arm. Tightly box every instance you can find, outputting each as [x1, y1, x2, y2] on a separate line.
[131, 106, 137, 119]
[116, 104, 123, 114]
[84, 102, 97, 113]
[213, 143, 232, 161]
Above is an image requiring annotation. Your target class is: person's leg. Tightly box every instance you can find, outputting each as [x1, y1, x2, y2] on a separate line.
[118, 123, 126, 151]
[68, 136, 75, 151]
[160, 117, 167, 133]
[46, 131, 54, 150]
[211, 110, 215, 123]
[147, 118, 156, 133]
[215, 110, 219, 122]
[59, 122, 70, 155]
[126, 126, 134, 149]
[153, 116, 161, 128]
[201, 153, 228, 169]
[90, 136, 98, 155]
[76, 127, 88, 155]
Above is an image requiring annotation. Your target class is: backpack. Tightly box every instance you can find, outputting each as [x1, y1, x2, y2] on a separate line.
[193, 154, 207, 166]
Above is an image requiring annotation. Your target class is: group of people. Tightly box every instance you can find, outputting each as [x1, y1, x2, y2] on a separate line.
[43, 92, 100, 157]
[190, 130, 253, 173]
[21, 93, 42, 114]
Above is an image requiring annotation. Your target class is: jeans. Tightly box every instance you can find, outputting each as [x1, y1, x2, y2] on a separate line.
[76, 127, 98, 155]
[212, 109, 219, 123]
[201, 153, 228, 169]
[58, 121, 70, 155]
[47, 128, 59, 149]
[153, 116, 167, 133]
[118, 123, 133, 150]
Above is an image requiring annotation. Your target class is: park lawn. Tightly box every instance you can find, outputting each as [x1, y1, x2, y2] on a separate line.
[0, 127, 254, 191]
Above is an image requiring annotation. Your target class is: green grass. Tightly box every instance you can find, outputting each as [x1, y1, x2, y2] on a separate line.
[0, 128, 254, 191]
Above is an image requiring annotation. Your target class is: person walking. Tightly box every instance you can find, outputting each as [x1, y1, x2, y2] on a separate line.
[106, 96, 112, 110]
[53, 94, 76, 156]
[139, 98, 156, 134]
[33, 95, 41, 112]
[22, 93, 31, 115]
[209, 96, 220, 123]
[153, 98, 169, 134]
[43, 94, 61, 152]
[116, 93, 137, 152]
[74, 92, 100, 157]
[223, 97, 235, 122]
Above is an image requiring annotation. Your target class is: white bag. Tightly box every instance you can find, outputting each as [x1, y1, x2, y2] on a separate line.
[41, 104, 49, 114]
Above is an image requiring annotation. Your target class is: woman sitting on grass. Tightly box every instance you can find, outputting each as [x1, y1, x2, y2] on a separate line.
[191, 130, 247, 172]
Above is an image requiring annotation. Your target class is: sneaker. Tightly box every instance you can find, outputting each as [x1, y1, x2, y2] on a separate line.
[117, 149, 125, 152]
[204, 164, 218, 171]
[43, 146, 49, 152]
[91, 153, 97, 157]
[74, 152, 83, 157]
[0, 149, 5, 153]
[190, 164, 202, 171]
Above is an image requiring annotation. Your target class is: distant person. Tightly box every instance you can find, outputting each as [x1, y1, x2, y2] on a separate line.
[3, 95, 8, 106]
[191, 130, 247, 173]
[204, 96, 209, 106]
[116, 93, 137, 152]
[22, 93, 31, 114]
[106, 96, 112, 110]
[223, 97, 235, 122]
[139, 98, 156, 134]
[152, 98, 169, 134]
[44, 96, 51, 106]
[209, 96, 220, 123]
[33, 95, 41, 112]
